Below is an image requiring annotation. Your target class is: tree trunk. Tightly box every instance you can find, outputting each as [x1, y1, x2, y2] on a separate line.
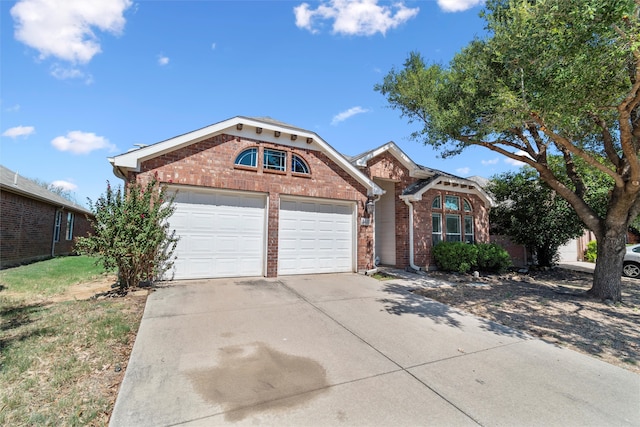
[590, 227, 627, 302]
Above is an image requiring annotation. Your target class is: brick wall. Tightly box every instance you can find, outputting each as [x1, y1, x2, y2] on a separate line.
[0, 190, 93, 268]
[361, 152, 491, 270]
[132, 134, 373, 275]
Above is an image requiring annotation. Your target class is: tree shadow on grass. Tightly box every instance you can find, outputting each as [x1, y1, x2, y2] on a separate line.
[0, 300, 53, 362]
[414, 275, 640, 370]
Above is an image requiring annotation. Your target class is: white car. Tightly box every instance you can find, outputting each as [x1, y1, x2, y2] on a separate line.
[623, 244, 640, 278]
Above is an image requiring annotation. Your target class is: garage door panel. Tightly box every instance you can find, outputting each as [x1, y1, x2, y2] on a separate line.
[278, 198, 354, 275]
[169, 189, 265, 279]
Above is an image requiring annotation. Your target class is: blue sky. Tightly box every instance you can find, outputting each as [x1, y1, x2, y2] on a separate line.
[1, 0, 522, 206]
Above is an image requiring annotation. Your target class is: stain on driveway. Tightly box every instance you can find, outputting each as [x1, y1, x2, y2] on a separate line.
[187, 342, 328, 421]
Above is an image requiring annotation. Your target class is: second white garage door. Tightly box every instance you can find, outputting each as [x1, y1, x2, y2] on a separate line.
[169, 189, 266, 280]
[278, 198, 355, 275]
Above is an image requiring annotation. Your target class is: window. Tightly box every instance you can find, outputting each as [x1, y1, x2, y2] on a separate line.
[445, 195, 460, 210]
[432, 196, 441, 209]
[464, 199, 472, 212]
[53, 210, 62, 242]
[432, 213, 442, 244]
[234, 148, 257, 167]
[446, 214, 461, 242]
[291, 154, 309, 174]
[464, 215, 474, 243]
[264, 149, 286, 171]
[66, 212, 75, 240]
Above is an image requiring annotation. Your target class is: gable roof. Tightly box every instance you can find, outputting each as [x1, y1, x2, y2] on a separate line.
[109, 116, 384, 197]
[0, 165, 92, 214]
[350, 142, 494, 207]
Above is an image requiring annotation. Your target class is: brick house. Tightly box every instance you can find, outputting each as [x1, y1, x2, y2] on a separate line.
[108, 116, 492, 280]
[0, 165, 94, 268]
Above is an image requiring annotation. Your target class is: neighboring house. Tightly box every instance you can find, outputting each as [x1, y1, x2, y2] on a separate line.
[0, 165, 93, 268]
[108, 116, 492, 280]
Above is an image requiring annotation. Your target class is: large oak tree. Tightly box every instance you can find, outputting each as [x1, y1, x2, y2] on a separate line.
[376, 0, 640, 301]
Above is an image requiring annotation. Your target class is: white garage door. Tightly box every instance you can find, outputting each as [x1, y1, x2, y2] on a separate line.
[278, 198, 355, 275]
[169, 189, 266, 279]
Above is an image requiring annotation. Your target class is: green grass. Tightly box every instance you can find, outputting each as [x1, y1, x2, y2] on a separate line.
[0, 256, 144, 426]
[0, 256, 108, 296]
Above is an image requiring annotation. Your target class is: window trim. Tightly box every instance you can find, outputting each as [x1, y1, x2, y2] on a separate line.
[234, 147, 258, 168]
[464, 215, 474, 244]
[445, 214, 461, 242]
[432, 213, 442, 245]
[463, 199, 472, 212]
[66, 212, 75, 241]
[263, 148, 287, 172]
[445, 195, 460, 211]
[432, 196, 441, 209]
[53, 210, 62, 242]
[291, 154, 310, 175]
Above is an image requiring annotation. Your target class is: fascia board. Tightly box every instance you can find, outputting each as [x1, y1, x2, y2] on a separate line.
[408, 176, 494, 207]
[354, 142, 423, 178]
[109, 116, 383, 197]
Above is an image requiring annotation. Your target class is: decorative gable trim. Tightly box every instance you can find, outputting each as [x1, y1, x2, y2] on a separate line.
[352, 141, 427, 178]
[401, 174, 494, 207]
[109, 116, 384, 197]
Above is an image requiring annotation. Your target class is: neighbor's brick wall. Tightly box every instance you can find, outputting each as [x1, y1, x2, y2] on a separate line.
[0, 191, 94, 268]
[132, 134, 373, 275]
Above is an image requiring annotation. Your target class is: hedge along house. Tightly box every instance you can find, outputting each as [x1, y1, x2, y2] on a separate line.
[108, 116, 492, 280]
[0, 165, 94, 268]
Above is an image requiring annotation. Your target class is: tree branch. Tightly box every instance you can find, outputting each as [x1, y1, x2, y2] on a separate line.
[591, 114, 622, 169]
[530, 112, 625, 187]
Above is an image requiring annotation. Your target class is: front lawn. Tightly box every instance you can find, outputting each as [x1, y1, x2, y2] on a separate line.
[0, 256, 146, 426]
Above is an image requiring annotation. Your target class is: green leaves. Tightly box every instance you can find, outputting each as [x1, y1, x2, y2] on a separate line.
[76, 175, 179, 290]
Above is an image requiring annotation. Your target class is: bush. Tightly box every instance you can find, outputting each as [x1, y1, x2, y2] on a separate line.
[432, 242, 479, 273]
[433, 242, 511, 273]
[584, 240, 597, 263]
[76, 175, 179, 290]
[476, 243, 512, 273]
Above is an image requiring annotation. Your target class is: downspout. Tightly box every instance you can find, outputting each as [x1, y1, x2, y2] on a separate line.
[365, 195, 381, 275]
[403, 197, 421, 271]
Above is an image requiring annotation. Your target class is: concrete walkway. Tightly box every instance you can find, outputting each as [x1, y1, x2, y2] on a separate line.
[110, 274, 639, 426]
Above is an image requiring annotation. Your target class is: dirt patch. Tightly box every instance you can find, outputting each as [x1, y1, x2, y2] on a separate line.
[413, 269, 640, 374]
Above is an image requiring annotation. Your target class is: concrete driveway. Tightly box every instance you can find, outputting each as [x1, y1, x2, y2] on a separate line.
[110, 274, 639, 426]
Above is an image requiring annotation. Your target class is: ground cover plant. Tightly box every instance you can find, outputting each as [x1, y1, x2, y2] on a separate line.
[0, 256, 146, 426]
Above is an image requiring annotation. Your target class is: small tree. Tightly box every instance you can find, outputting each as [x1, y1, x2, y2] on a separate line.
[487, 167, 585, 267]
[76, 175, 179, 290]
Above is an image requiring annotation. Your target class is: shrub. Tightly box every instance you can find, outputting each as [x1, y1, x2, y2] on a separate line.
[433, 242, 511, 273]
[432, 242, 479, 273]
[76, 175, 179, 290]
[476, 243, 512, 273]
[584, 240, 598, 263]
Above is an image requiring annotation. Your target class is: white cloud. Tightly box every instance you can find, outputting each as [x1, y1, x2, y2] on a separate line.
[505, 150, 530, 167]
[50, 64, 93, 83]
[211, 42, 217, 50]
[456, 167, 471, 175]
[51, 130, 116, 154]
[294, 0, 419, 36]
[10, 0, 132, 64]
[437, 0, 485, 12]
[2, 125, 35, 138]
[331, 106, 370, 125]
[158, 55, 170, 66]
[481, 157, 499, 166]
[51, 180, 78, 192]
[5, 104, 21, 112]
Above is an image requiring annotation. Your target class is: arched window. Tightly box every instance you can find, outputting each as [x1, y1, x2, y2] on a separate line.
[432, 196, 441, 209]
[291, 154, 309, 174]
[235, 148, 257, 167]
[463, 199, 472, 212]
